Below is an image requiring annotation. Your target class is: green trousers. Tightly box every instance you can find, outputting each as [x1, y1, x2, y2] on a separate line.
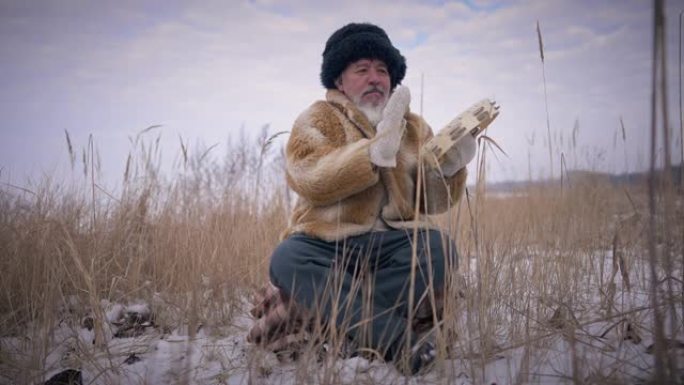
[269, 229, 456, 361]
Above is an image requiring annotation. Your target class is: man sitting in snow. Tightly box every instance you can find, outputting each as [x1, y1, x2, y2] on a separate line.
[250, 22, 476, 375]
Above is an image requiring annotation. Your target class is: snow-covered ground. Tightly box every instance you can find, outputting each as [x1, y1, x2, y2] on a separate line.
[2, 251, 683, 385]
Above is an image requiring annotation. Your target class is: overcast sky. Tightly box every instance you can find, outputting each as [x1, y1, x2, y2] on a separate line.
[0, 0, 682, 187]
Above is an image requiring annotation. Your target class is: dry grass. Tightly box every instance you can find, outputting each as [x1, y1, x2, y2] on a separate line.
[0, 126, 682, 384]
[0, 131, 291, 383]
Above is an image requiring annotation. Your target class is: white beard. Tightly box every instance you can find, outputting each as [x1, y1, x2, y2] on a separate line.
[357, 104, 384, 127]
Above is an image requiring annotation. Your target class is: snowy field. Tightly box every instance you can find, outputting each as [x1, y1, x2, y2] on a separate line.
[2, 251, 682, 385]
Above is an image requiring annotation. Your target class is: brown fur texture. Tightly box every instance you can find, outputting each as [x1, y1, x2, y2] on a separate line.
[283, 89, 467, 242]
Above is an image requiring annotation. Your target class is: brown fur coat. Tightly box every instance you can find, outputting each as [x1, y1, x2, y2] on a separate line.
[283, 89, 467, 241]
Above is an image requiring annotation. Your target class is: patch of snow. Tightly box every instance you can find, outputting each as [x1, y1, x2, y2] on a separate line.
[125, 303, 151, 316]
[105, 303, 125, 323]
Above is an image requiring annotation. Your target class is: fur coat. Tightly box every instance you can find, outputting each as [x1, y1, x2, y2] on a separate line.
[283, 89, 467, 242]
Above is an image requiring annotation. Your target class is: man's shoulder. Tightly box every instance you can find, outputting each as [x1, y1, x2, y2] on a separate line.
[289, 99, 348, 148]
[298, 100, 336, 117]
[294, 100, 343, 127]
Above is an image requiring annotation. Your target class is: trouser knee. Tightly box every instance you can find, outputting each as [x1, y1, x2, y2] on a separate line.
[268, 239, 305, 297]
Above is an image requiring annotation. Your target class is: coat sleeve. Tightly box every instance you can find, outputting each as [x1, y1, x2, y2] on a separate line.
[422, 167, 468, 214]
[409, 114, 468, 214]
[285, 103, 380, 207]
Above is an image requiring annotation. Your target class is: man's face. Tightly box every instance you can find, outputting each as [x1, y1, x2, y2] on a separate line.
[335, 59, 391, 109]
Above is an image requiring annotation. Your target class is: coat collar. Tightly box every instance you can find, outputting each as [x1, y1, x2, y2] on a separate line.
[326, 89, 377, 139]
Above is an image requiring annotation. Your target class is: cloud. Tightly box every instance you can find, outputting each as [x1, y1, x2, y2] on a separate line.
[0, 0, 680, 185]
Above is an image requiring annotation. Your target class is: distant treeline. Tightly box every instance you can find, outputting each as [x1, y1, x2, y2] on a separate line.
[485, 166, 683, 193]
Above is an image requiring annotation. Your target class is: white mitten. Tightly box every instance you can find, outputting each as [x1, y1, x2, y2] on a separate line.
[370, 86, 411, 168]
[439, 134, 477, 176]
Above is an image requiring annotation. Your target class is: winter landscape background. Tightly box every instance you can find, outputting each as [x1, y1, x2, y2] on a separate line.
[1, 0, 683, 384]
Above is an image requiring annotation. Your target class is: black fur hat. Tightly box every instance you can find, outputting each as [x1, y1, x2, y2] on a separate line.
[320, 23, 406, 90]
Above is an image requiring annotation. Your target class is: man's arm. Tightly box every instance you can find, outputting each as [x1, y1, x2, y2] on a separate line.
[286, 102, 379, 207]
[409, 114, 469, 214]
[422, 166, 468, 214]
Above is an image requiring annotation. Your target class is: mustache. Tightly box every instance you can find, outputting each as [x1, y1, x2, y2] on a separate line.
[362, 86, 385, 97]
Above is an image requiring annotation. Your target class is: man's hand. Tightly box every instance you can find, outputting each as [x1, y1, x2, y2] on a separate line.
[370, 86, 411, 168]
[439, 134, 477, 176]
[422, 98, 499, 169]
